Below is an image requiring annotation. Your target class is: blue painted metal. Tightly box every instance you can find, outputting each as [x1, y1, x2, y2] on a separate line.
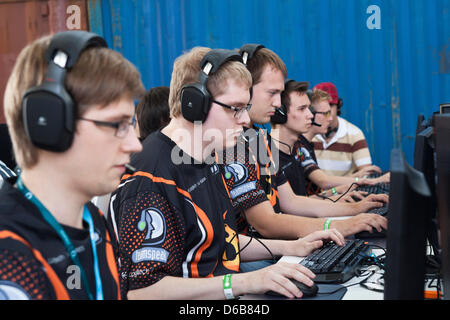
[88, 0, 450, 170]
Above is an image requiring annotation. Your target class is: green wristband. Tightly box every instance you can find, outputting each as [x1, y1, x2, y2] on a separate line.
[223, 274, 234, 299]
[331, 187, 337, 195]
[324, 218, 332, 230]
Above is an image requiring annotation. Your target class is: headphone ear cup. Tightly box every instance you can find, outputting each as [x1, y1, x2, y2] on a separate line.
[22, 63, 75, 152]
[271, 104, 287, 124]
[21, 31, 107, 152]
[180, 82, 211, 123]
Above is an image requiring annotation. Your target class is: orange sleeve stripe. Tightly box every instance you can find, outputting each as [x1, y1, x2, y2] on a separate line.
[189, 201, 215, 278]
[123, 171, 193, 199]
[104, 231, 121, 300]
[0, 230, 70, 300]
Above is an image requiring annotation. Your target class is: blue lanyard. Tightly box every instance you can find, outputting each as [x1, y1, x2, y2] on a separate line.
[16, 177, 103, 300]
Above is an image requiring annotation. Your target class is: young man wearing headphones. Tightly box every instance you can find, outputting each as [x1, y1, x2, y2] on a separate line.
[109, 47, 345, 300]
[273, 82, 389, 199]
[222, 45, 388, 244]
[312, 82, 382, 177]
[0, 31, 144, 299]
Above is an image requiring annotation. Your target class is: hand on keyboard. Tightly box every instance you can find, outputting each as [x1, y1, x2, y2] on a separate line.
[354, 193, 389, 213]
[291, 229, 345, 257]
[332, 213, 387, 237]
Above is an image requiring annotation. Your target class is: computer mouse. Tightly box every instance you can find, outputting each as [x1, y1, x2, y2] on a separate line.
[293, 279, 319, 297]
[265, 279, 318, 298]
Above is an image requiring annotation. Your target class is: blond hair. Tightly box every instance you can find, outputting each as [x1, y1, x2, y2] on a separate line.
[4, 34, 145, 169]
[168, 47, 252, 118]
[311, 89, 331, 107]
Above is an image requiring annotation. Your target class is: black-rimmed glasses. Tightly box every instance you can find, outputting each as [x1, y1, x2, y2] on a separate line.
[78, 117, 134, 138]
[313, 110, 332, 117]
[212, 99, 252, 118]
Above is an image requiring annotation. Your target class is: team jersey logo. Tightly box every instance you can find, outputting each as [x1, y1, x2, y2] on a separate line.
[224, 162, 257, 199]
[138, 208, 166, 245]
[0, 281, 30, 300]
[224, 163, 248, 186]
[132, 208, 169, 264]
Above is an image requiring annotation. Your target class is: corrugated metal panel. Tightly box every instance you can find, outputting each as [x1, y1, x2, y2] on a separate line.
[0, 0, 89, 123]
[88, 0, 450, 170]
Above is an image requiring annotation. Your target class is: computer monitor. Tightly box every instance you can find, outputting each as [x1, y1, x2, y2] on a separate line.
[434, 114, 450, 300]
[439, 103, 450, 114]
[416, 114, 426, 134]
[413, 125, 440, 258]
[384, 149, 432, 300]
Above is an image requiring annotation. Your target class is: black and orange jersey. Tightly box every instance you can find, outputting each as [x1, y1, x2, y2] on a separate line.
[293, 135, 321, 195]
[221, 126, 287, 238]
[278, 148, 307, 196]
[0, 178, 121, 300]
[108, 131, 241, 297]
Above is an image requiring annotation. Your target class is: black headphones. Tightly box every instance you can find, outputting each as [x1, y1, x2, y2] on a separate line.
[270, 79, 295, 125]
[180, 49, 243, 123]
[239, 43, 265, 101]
[21, 31, 107, 152]
[336, 97, 344, 115]
[239, 43, 265, 66]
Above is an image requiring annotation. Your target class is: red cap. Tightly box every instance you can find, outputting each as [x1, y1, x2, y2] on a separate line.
[314, 82, 339, 105]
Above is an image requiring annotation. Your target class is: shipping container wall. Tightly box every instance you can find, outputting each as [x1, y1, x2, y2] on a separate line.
[0, 0, 89, 123]
[89, 0, 450, 170]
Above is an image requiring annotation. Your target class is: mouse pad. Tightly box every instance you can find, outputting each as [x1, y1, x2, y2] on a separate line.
[241, 283, 347, 300]
[305, 283, 347, 300]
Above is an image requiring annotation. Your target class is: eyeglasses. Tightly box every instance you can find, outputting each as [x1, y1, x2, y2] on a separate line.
[78, 117, 134, 138]
[212, 99, 252, 118]
[313, 110, 332, 117]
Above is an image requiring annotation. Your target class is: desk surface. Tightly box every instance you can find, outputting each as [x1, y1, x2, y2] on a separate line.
[242, 237, 387, 301]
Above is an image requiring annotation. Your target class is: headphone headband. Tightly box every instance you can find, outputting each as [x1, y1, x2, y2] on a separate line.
[239, 44, 265, 66]
[45, 31, 107, 68]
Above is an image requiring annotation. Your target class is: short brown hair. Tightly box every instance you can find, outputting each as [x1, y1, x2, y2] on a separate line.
[4, 34, 145, 169]
[281, 81, 309, 112]
[245, 47, 287, 85]
[168, 47, 252, 118]
[310, 89, 331, 109]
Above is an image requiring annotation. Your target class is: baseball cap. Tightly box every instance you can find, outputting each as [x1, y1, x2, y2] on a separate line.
[314, 82, 339, 105]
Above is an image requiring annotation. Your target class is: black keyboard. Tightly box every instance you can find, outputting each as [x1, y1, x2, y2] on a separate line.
[368, 203, 389, 216]
[299, 239, 369, 283]
[367, 171, 389, 179]
[355, 183, 389, 194]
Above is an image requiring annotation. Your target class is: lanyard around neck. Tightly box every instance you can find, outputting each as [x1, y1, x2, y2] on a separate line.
[16, 177, 103, 300]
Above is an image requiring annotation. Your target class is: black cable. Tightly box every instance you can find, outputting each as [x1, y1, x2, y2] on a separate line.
[270, 136, 292, 155]
[253, 237, 277, 263]
[316, 269, 379, 296]
[318, 182, 361, 203]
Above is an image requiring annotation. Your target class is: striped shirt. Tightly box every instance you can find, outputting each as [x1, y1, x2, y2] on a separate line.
[312, 117, 372, 176]
[0, 160, 15, 181]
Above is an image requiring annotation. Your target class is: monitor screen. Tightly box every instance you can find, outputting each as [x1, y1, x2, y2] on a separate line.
[384, 149, 432, 300]
[434, 114, 450, 300]
[439, 103, 450, 114]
